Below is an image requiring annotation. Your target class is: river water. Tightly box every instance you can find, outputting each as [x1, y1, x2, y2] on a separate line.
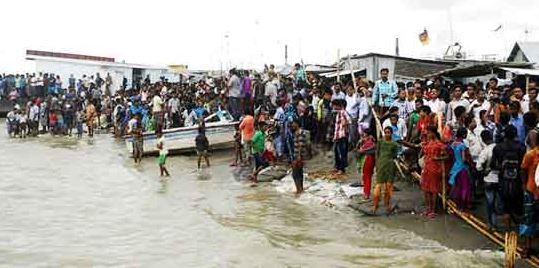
[0, 120, 504, 267]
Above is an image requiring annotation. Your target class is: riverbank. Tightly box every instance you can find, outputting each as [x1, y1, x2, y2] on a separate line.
[0, 123, 504, 267]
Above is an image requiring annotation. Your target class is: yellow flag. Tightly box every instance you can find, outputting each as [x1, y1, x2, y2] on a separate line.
[419, 29, 429, 46]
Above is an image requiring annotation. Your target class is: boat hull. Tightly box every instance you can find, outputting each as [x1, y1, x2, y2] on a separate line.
[124, 123, 237, 156]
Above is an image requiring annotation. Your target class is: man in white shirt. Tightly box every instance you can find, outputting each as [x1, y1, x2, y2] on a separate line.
[469, 90, 490, 122]
[28, 101, 40, 136]
[345, 85, 360, 146]
[426, 88, 447, 119]
[521, 87, 537, 114]
[152, 90, 165, 131]
[167, 94, 180, 127]
[331, 82, 346, 100]
[264, 74, 279, 107]
[228, 69, 242, 120]
[446, 85, 470, 123]
[390, 88, 415, 121]
[382, 113, 407, 141]
[475, 130, 498, 228]
[357, 87, 372, 135]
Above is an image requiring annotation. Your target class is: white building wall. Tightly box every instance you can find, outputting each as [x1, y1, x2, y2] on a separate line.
[350, 56, 395, 82]
[34, 60, 132, 94]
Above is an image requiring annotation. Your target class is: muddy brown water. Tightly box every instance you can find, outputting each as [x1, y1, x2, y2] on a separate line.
[0, 120, 504, 267]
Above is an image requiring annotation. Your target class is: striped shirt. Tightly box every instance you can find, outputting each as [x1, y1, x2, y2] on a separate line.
[292, 129, 308, 161]
[334, 109, 350, 141]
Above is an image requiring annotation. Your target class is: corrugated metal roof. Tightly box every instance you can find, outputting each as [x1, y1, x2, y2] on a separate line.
[26, 55, 168, 70]
[26, 50, 115, 63]
[500, 67, 539, 76]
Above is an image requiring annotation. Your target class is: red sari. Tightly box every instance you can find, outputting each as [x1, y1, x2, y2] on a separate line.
[420, 140, 447, 193]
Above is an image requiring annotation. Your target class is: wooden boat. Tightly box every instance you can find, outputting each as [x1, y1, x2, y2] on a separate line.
[124, 110, 237, 156]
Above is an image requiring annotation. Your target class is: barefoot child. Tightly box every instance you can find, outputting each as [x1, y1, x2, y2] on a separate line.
[248, 123, 269, 182]
[195, 127, 210, 170]
[156, 131, 170, 176]
[372, 126, 400, 215]
[230, 125, 243, 166]
[357, 130, 376, 200]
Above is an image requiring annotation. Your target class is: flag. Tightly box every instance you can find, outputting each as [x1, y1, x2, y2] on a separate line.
[493, 24, 502, 32]
[419, 29, 429, 46]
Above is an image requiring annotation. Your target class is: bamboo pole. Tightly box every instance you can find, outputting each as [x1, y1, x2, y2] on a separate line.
[398, 161, 539, 268]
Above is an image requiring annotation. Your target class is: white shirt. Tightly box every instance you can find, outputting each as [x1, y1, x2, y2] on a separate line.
[168, 98, 180, 114]
[382, 118, 407, 139]
[446, 98, 470, 122]
[128, 118, 137, 133]
[358, 97, 371, 123]
[157, 136, 168, 156]
[331, 91, 346, 101]
[345, 94, 360, 118]
[29, 105, 40, 121]
[152, 95, 164, 113]
[426, 98, 447, 116]
[265, 79, 279, 105]
[469, 99, 490, 120]
[476, 143, 498, 183]
[465, 129, 484, 161]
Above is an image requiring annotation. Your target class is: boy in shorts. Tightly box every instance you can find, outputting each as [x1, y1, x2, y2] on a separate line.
[157, 131, 170, 176]
[195, 127, 210, 170]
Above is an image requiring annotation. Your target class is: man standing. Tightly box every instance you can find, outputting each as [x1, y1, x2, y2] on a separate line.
[252, 73, 265, 108]
[446, 85, 470, 123]
[152, 89, 165, 132]
[391, 88, 415, 121]
[345, 84, 360, 147]
[333, 99, 350, 175]
[372, 68, 398, 115]
[68, 74, 76, 89]
[167, 93, 180, 128]
[508, 101, 526, 145]
[331, 82, 346, 100]
[227, 69, 242, 120]
[105, 72, 113, 96]
[28, 100, 40, 136]
[491, 126, 526, 228]
[242, 71, 252, 113]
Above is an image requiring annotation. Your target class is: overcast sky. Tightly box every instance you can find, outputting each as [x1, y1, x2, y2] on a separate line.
[0, 0, 538, 73]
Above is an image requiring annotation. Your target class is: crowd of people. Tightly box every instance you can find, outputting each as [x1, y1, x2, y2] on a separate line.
[4, 63, 539, 256]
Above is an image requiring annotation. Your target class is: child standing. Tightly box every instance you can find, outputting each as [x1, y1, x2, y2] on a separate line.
[76, 110, 84, 138]
[248, 123, 268, 182]
[372, 126, 401, 215]
[156, 131, 170, 176]
[230, 125, 243, 166]
[357, 130, 376, 200]
[195, 127, 210, 170]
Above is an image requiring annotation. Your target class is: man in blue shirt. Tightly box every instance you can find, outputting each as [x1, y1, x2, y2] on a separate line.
[372, 68, 398, 115]
[508, 101, 526, 145]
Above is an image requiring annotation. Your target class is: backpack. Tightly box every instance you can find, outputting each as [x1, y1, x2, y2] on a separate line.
[500, 146, 520, 181]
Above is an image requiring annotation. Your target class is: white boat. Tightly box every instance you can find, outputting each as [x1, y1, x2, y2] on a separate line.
[124, 110, 237, 156]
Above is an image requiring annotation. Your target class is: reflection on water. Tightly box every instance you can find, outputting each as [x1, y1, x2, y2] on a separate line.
[0, 120, 502, 267]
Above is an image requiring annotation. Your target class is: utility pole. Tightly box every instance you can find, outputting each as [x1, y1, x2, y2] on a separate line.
[285, 44, 288, 65]
[395, 38, 400, 56]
